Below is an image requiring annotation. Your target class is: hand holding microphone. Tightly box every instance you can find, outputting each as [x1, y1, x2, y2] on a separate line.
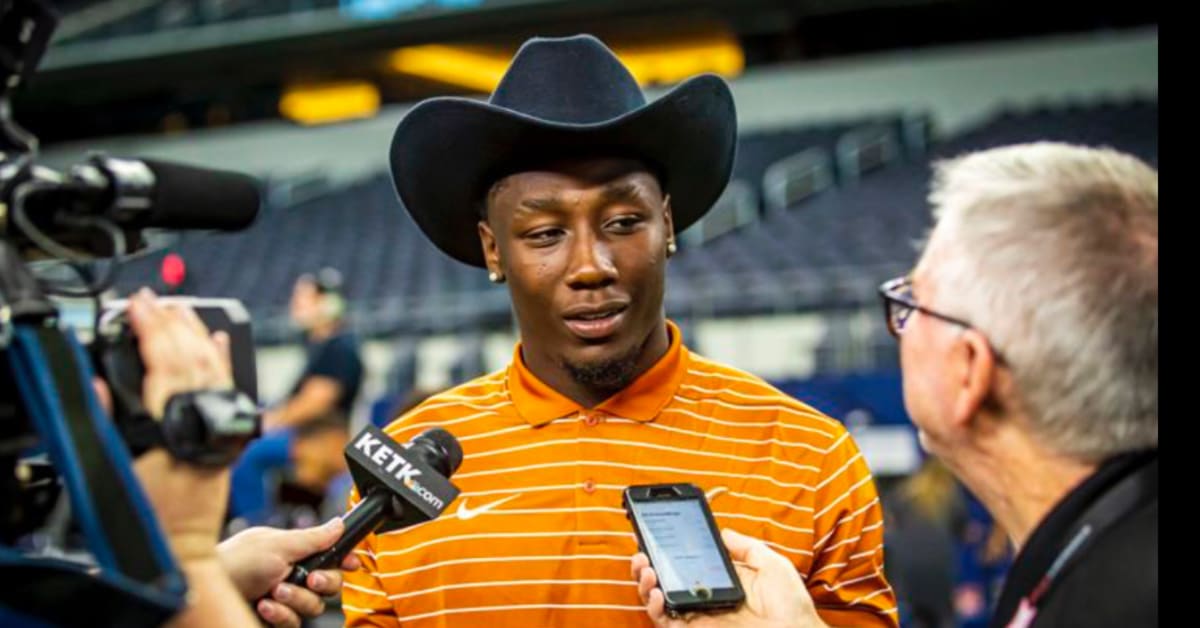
[279, 425, 463, 590]
[123, 299, 464, 628]
[218, 519, 360, 627]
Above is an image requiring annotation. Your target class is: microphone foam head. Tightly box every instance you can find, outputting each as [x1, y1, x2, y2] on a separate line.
[411, 427, 463, 477]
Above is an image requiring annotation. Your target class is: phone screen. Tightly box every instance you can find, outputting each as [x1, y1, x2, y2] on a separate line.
[631, 498, 734, 595]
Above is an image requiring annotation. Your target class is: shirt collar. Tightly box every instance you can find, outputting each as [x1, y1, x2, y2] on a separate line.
[506, 320, 689, 426]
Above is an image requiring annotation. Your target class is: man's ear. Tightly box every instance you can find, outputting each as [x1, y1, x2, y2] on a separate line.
[662, 194, 675, 235]
[479, 219, 503, 281]
[950, 328, 1000, 430]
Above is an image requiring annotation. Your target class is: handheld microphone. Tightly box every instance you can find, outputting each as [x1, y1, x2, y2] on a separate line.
[283, 425, 463, 586]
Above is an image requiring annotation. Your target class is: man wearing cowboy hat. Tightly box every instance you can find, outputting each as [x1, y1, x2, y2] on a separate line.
[342, 34, 896, 627]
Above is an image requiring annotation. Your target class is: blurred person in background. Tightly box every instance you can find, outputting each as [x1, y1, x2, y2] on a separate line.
[263, 267, 363, 432]
[631, 142, 1157, 628]
[291, 412, 353, 519]
[956, 513, 1013, 627]
[229, 268, 363, 526]
[883, 457, 965, 628]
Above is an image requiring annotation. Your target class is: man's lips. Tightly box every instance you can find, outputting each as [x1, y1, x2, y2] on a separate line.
[563, 302, 629, 340]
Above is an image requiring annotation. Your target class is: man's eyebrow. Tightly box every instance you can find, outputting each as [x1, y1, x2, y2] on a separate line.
[517, 195, 569, 213]
[600, 181, 653, 206]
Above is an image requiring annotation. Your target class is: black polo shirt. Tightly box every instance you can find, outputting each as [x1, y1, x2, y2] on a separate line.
[290, 330, 363, 419]
[990, 450, 1157, 628]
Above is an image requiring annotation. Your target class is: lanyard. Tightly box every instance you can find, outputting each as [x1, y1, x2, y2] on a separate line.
[1005, 458, 1155, 628]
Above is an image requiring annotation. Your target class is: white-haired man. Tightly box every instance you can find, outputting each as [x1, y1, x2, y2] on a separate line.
[632, 142, 1158, 628]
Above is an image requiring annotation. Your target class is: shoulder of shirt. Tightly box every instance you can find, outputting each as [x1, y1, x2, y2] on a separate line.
[684, 352, 846, 439]
[382, 368, 510, 434]
[1046, 501, 1157, 623]
[319, 332, 360, 355]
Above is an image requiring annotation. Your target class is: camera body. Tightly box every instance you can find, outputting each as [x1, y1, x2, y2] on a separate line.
[89, 297, 261, 466]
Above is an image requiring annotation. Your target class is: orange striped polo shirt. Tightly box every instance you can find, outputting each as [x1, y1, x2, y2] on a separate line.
[342, 321, 896, 627]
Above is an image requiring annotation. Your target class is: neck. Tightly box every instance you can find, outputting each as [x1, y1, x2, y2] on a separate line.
[307, 320, 340, 342]
[523, 319, 670, 409]
[948, 424, 1097, 551]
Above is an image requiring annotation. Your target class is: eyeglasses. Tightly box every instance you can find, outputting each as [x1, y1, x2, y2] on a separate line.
[877, 276, 977, 338]
[878, 276, 1008, 366]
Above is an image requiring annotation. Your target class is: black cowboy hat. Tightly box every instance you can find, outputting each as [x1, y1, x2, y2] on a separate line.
[389, 33, 738, 267]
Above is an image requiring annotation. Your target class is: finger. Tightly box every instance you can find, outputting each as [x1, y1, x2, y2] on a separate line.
[340, 552, 362, 572]
[125, 288, 159, 333]
[723, 528, 793, 577]
[163, 306, 224, 388]
[637, 566, 659, 604]
[128, 288, 171, 335]
[646, 587, 670, 626]
[211, 330, 233, 379]
[256, 598, 300, 628]
[631, 552, 650, 581]
[169, 303, 212, 340]
[731, 563, 758, 585]
[276, 517, 344, 561]
[720, 528, 755, 563]
[128, 292, 180, 375]
[272, 582, 326, 618]
[307, 568, 343, 596]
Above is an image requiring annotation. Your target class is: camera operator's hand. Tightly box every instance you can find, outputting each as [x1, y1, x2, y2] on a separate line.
[129, 287, 234, 420]
[123, 289, 259, 627]
[217, 518, 362, 627]
[126, 288, 235, 562]
[631, 529, 829, 628]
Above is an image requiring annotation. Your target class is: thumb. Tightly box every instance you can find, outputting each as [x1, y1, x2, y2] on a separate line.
[277, 516, 345, 562]
[722, 528, 785, 574]
[720, 528, 757, 563]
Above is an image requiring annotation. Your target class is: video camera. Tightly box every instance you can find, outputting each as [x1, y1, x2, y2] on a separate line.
[0, 1, 264, 623]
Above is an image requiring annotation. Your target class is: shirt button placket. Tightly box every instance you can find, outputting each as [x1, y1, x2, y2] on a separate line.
[581, 411, 602, 497]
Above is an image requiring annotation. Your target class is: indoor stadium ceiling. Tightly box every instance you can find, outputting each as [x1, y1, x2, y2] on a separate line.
[15, 0, 1154, 144]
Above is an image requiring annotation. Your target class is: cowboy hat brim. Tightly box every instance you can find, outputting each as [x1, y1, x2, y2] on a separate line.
[389, 73, 737, 267]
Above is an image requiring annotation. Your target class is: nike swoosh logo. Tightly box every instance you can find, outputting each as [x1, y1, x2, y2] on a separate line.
[456, 493, 522, 521]
[705, 486, 729, 502]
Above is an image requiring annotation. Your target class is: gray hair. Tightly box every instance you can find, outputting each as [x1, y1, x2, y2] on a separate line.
[922, 142, 1157, 462]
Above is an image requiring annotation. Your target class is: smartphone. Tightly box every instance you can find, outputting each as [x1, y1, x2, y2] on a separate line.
[623, 483, 745, 616]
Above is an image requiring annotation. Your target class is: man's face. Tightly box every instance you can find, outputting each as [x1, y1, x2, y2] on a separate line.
[899, 234, 964, 456]
[479, 158, 673, 388]
[289, 279, 322, 330]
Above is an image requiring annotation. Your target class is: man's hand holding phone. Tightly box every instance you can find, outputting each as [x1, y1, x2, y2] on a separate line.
[623, 484, 745, 615]
[624, 483, 829, 628]
[631, 528, 828, 628]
